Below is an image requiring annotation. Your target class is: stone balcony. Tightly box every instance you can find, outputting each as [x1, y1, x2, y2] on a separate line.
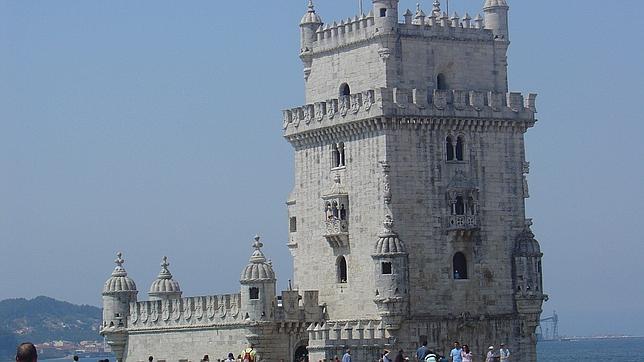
[323, 219, 349, 248]
[446, 215, 479, 240]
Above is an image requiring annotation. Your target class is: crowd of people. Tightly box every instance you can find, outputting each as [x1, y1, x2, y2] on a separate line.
[414, 341, 511, 362]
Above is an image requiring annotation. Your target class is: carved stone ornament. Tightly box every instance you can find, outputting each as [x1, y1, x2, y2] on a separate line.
[433, 91, 448, 110]
[470, 91, 485, 111]
[339, 96, 349, 117]
[350, 94, 361, 114]
[130, 304, 138, 323]
[364, 90, 374, 111]
[184, 299, 192, 321]
[162, 300, 170, 321]
[140, 304, 148, 323]
[315, 102, 325, 122]
[327, 99, 337, 119]
[453, 90, 467, 110]
[303, 105, 313, 125]
[172, 299, 181, 321]
[489, 92, 503, 111]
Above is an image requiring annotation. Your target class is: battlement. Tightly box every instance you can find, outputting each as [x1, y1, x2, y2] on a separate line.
[306, 319, 389, 348]
[283, 88, 537, 139]
[128, 294, 242, 330]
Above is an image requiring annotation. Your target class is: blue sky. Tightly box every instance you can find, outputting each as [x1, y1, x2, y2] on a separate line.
[1, 1, 643, 337]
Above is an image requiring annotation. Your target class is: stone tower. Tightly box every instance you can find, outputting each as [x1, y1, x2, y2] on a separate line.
[101, 253, 137, 362]
[284, 0, 546, 360]
[240, 236, 277, 322]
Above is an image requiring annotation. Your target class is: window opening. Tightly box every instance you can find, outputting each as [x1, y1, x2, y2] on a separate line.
[437, 74, 447, 90]
[249, 287, 260, 300]
[337, 256, 348, 283]
[456, 136, 464, 161]
[467, 196, 475, 215]
[380, 8, 387, 17]
[455, 196, 465, 215]
[289, 217, 297, 232]
[339, 83, 351, 97]
[453, 252, 468, 279]
[332, 143, 346, 168]
[339, 204, 347, 220]
[381, 262, 392, 275]
[446, 136, 454, 161]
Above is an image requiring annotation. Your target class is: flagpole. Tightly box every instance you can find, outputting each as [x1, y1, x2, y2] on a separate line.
[446, 0, 450, 15]
[359, 0, 363, 15]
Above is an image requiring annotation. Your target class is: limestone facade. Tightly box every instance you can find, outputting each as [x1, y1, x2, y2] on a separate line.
[101, 1, 546, 361]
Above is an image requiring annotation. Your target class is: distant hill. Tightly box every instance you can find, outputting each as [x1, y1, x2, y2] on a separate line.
[0, 296, 102, 359]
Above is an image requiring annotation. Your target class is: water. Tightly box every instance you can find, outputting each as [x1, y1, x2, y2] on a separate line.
[40, 339, 644, 362]
[538, 337, 644, 362]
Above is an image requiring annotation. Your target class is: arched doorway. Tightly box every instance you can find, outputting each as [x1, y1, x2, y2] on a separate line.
[293, 345, 308, 362]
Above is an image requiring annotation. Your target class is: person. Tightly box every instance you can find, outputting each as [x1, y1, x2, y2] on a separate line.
[449, 342, 462, 362]
[241, 344, 256, 362]
[499, 344, 510, 362]
[149, 357, 154, 362]
[394, 349, 405, 362]
[486, 346, 495, 362]
[73, 356, 79, 362]
[460, 345, 472, 362]
[424, 350, 437, 362]
[382, 350, 393, 362]
[225, 353, 235, 362]
[416, 342, 429, 361]
[341, 349, 351, 362]
[16, 343, 37, 362]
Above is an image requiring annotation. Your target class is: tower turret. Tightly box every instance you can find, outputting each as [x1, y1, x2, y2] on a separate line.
[372, 0, 399, 34]
[148, 256, 182, 301]
[240, 236, 277, 321]
[484, 0, 510, 41]
[101, 252, 137, 362]
[372, 215, 409, 332]
[299, 0, 323, 81]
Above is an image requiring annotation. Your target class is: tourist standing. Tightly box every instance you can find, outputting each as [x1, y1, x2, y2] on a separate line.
[499, 344, 510, 362]
[342, 349, 351, 362]
[485, 346, 495, 362]
[241, 344, 256, 362]
[15, 343, 37, 362]
[460, 345, 472, 362]
[394, 349, 405, 362]
[382, 349, 393, 362]
[449, 342, 462, 362]
[416, 341, 429, 361]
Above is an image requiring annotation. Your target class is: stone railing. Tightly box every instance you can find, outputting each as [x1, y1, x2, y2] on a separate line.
[128, 294, 242, 329]
[446, 215, 479, 231]
[323, 219, 349, 248]
[283, 88, 537, 136]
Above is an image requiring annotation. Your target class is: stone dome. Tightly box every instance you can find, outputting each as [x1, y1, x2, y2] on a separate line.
[300, 0, 323, 25]
[484, 0, 509, 9]
[373, 216, 407, 255]
[514, 226, 542, 257]
[240, 236, 276, 283]
[103, 252, 137, 294]
[148, 256, 181, 299]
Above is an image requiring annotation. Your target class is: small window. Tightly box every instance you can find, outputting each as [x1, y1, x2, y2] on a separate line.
[467, 196, 476, 215]
[337, 256, 348, 283]
[249, 287, 260, 300]
[381, 262, 392, 275]
[332, 143, 346, 168]
[456, 136, 464, 161]
[437, 73, 448, 90]
[446, 136, 454, 161]
[453, 252, 468, 279]
[339, 204, 347, 220]
[455, 196, 465, 216]
[339, 83, 351, 97]
[380, 8, 387, 17]
[289, 217, 297, 232]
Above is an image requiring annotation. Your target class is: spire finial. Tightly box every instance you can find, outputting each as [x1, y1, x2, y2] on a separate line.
[307, 0, 315, 12]
[253, 235, 263, 250]
[432, 0, 441, 16]
[383, 214, 394, 232]
[334, 173, 341, 184]
[115, 252, 124, 267]
[161, 256, 169, 269]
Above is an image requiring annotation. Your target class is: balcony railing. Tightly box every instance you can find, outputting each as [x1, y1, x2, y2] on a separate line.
[446, 215, 479, 231]
[323, 218, 349, 248]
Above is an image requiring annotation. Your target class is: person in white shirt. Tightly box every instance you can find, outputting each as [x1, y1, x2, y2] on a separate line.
[499, 344, 510, 361]
[485, 346, 495, 362]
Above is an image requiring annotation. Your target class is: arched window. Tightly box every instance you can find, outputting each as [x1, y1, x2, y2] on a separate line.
[453, 252, 468, 279]
[332, 201, 339, 218]
[325, 202, 333, 219]
[337, 256, 348, 283]
[456, 136, 464, 161]
[446, 136, 454, 161]
[339, 83, 351, 97]
[455, 196, 465, 215]
[249, 287, 260, 300]
[437, 74, 447, 90]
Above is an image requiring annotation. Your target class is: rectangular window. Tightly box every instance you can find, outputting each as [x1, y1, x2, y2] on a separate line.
[380, 8, 387, 17]
[289, 217, 297, 232]
[382, 262, 392, 275]
[249, 287, 260, 300]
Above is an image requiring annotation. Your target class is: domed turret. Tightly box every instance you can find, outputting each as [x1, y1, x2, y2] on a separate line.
[148, 256, 182, 301]
[300, 0, 323, 53]
[513, 221, 546, 297]
[240, 236, 276, 321]
[372, 216, 409, 330]
[484, 0, 509, 41]
[101, 252, 137, 330]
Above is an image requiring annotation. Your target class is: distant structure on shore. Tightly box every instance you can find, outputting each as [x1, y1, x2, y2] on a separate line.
[100, 1, 547, 361]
